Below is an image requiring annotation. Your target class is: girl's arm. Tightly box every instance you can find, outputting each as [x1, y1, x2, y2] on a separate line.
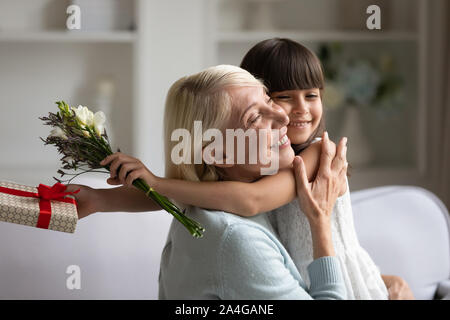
[92, 136, 343, 217]
[152, 140, 331, 216]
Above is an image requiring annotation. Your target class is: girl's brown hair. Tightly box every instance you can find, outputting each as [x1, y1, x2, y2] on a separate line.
[240, 38, 326, 154]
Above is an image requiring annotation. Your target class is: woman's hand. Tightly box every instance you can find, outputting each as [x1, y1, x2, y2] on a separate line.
[382, 275, 415, 300]
[100, 152, 158, 188]
[65, 184, 100, 219]
[293, 132, 348, 259]
[294, 132, 348, 225]
[298, 140, 347, 197]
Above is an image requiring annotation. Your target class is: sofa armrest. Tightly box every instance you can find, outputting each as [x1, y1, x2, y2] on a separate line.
[436, 280, 450, 299]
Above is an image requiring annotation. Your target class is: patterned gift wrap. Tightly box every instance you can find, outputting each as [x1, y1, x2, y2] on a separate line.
[0, 181, 78, 233]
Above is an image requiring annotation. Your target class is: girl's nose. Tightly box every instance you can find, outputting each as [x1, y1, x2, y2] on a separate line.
[292, 98, 309, 115]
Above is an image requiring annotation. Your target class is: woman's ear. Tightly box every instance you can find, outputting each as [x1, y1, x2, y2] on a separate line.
[202, 147, 234, 168]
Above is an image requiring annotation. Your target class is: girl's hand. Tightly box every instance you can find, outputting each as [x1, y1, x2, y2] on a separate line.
[100, 152, 158, 188]
[65, 184, 99, 219]
[381, 275, 415, 300]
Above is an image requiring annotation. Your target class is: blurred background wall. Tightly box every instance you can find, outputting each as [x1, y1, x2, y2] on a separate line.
[0, 0, 448, 208]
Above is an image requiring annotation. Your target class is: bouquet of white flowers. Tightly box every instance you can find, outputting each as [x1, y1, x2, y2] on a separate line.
[39, 101, 205, 238]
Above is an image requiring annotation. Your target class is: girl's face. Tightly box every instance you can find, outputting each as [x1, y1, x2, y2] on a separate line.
[271, 89, 323, 145]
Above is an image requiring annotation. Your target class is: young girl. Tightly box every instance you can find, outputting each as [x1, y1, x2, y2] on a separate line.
[93, 39, 389, 299]
[239, 38, 389, 299]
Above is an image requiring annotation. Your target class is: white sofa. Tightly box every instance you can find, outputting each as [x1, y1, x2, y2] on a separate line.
[351, 185, 450, 300]
[0, 176, 449, 300]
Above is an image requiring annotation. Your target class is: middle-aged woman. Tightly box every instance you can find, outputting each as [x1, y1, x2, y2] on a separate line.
[67, 65, 348, 299]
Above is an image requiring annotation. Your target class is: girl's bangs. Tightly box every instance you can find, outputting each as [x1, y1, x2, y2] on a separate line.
[267, 47, 325, 92]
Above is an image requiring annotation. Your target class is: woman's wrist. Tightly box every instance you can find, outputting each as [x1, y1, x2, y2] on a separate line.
[305, 207, 332, 228]
[309, 219, 335, 259]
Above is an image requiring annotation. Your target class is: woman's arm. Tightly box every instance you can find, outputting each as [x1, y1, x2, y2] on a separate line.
[220, 223, 346, 300]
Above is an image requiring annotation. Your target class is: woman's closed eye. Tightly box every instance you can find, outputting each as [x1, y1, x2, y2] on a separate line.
[248, 114, 261, 126]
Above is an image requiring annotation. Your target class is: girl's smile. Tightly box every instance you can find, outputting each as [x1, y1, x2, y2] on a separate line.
[288, 119, 312, 129]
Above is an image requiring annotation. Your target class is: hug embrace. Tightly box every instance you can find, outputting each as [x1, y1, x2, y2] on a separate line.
[67, 38, 414, 300]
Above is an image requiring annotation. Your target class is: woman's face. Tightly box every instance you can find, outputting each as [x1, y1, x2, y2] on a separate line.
[271, 89, 323, 145]
[223, 86, 295, 178]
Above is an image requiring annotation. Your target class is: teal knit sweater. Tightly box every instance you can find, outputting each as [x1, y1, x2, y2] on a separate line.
[158, 206, 347, 300]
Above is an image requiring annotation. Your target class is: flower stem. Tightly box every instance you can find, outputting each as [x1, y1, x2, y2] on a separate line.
[132, 178, 204, 238]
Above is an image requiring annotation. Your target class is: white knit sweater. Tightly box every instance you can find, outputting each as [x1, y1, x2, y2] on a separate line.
[268, 177, 389, 300]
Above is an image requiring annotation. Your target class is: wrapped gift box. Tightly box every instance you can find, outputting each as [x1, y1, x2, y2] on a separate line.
[0, 180, 78, 233]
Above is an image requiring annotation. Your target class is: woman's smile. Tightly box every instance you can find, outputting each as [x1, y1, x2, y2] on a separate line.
[276, 134, 291, 149]
[269, 126, 291, 150]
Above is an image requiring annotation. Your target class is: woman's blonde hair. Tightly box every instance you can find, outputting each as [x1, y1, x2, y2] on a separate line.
[164, 65, 264, 182]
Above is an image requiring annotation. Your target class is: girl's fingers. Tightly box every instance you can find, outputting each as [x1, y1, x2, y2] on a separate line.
[101, 152, 135, 168]
[101, 152, 143, 185]
[109, 156, 134, 178]
[109, 158, 123, 179]
[100, 152, 121, 166]
[125, 168, 144, 187]
[118, 162, 142, 183]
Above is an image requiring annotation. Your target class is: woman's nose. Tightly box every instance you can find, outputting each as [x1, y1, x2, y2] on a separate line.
[270, 102, 289, 128]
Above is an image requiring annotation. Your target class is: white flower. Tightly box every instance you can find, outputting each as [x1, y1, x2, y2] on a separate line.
[93, 111, 106, 136]
[86, 110, 94, 126]
[323, 82, 345, 109]
[71, 105, 96, 137]
[49, 127, 68, 140]
[72, 105, 94, 127]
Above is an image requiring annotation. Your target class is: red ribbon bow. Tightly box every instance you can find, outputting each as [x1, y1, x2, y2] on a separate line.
[0, 182, 80, 230]
[37, 182, 79, 201]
